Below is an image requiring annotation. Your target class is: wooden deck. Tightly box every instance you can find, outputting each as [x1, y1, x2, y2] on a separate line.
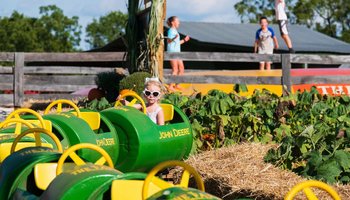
[163, 69, 283, 95]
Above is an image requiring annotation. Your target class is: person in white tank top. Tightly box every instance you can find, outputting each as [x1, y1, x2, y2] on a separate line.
[275, 0, 287, 20]
[275, 0, 295, 53]
[146, 106, 163, 124]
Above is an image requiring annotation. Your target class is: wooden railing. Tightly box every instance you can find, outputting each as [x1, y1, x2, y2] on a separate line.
[0, 52, 126, 107]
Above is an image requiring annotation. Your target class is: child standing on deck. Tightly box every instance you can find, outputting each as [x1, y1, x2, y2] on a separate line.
[167, 16, 190, 76]
[254, 17, 279, 70]
[120, 78, 165, 125]
[275, 0, 294, 53]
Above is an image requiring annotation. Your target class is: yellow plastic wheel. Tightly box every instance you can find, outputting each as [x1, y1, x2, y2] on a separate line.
[44, 99, 81, 117]
[285, 180, 341, 200]
[142, 160, 205, 199]
[56, 143, 114, 175]
[0, 118, 35, 135]
[115, 91, 147, 114]
[5, 108, 46, 133]
[10, 128, 63, 153]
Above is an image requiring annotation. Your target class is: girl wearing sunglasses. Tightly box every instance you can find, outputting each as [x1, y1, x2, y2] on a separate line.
[120, 78, 165, 125]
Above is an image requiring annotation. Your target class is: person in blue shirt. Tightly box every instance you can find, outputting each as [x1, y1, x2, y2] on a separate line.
[254, 16, 279, 70]
[167, 16, 190, 75]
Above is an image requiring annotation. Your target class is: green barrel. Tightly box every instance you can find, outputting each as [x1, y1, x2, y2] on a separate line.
[148, 187, 221, 200]
[101, 105, 193, 172]
[43, 112, 119, 165]
[0, 147, 61, 200]
[40, 164, 122, 200]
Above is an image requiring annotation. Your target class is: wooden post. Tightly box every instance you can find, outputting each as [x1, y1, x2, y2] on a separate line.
[14, 52, 24, 108]
[157, 0, 166, 80]
[281, 54, 292, 95]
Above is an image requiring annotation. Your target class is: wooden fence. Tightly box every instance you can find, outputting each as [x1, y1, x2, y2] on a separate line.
[0, 52, 125, 107]
[1, 52, 350, 107]
[164, 52, 350, 93]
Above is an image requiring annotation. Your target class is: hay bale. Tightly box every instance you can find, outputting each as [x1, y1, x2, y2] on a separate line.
[186, 143, 350, 199]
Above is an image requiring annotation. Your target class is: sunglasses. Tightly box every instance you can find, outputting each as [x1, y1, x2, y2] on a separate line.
[143, 89, 160, 97]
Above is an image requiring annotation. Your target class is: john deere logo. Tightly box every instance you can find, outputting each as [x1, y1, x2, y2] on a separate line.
[159, 128, 190, 140]
[96, 138, 115, 146]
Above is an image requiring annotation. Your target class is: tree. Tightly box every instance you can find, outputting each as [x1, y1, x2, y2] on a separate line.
[233, 0, 350, 43]
[0, 11, 42, 52]
[234, 0, 276, 23]
[293, 0, 350, 41]
[35, 5, 81, 52]
[85, 11, 128, 49]
[0, 5, 81, 52]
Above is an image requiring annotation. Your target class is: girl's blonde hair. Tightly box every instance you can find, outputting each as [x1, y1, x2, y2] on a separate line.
[144, 78, 164, 93]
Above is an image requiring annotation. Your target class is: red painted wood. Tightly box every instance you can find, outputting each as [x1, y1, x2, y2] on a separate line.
[291, 69, 350, 76]
[293, 84, 350, 95]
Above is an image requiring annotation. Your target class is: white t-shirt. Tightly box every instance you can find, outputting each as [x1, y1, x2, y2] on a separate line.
[275, 0, 287, 20]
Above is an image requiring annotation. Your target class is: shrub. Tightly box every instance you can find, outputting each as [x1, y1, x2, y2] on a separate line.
[119, 72, 152, 95]
[95, 71, 125, 102]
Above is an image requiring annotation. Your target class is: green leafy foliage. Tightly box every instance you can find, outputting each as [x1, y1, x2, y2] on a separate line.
[36, 5, 81, 51]
[0, 5, 129, 52]
[0, 5, 81, 52]
[264, 88, 350, 184]
[95, 71, 125, 102]
[85, 11, 127, 49]
[119, 72, 152, 95]
[85, 71, 150, 106]
[234, 0, 275, 23]
[83, 97, 112, 111]
[163, 85, 281, 152]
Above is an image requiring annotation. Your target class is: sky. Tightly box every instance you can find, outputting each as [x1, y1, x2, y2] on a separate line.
[0, 0, 240, 50]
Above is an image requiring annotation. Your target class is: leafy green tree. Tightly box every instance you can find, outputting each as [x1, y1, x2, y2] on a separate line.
[35, 5, 81, 52]
[85, 11, 128, 49]
[0, 11, 41, 52]
[0, 5, 81, 52]
[293, 0, 350, 41]
[234, 0, 350, 42]
[234, 0, 276, 23]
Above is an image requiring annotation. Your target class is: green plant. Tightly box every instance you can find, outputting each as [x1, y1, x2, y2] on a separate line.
[163, 85, 350, 184]
[163, 85, 280, 153]
[85, 97, 113, 111]
[264, 88, 350, 184]
[78, 96, 113, 111]
[95, 71, 124, 102]
[119, 72, 152, 95]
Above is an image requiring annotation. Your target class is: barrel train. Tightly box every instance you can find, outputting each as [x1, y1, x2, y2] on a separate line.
[0, 92, 220, 200]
